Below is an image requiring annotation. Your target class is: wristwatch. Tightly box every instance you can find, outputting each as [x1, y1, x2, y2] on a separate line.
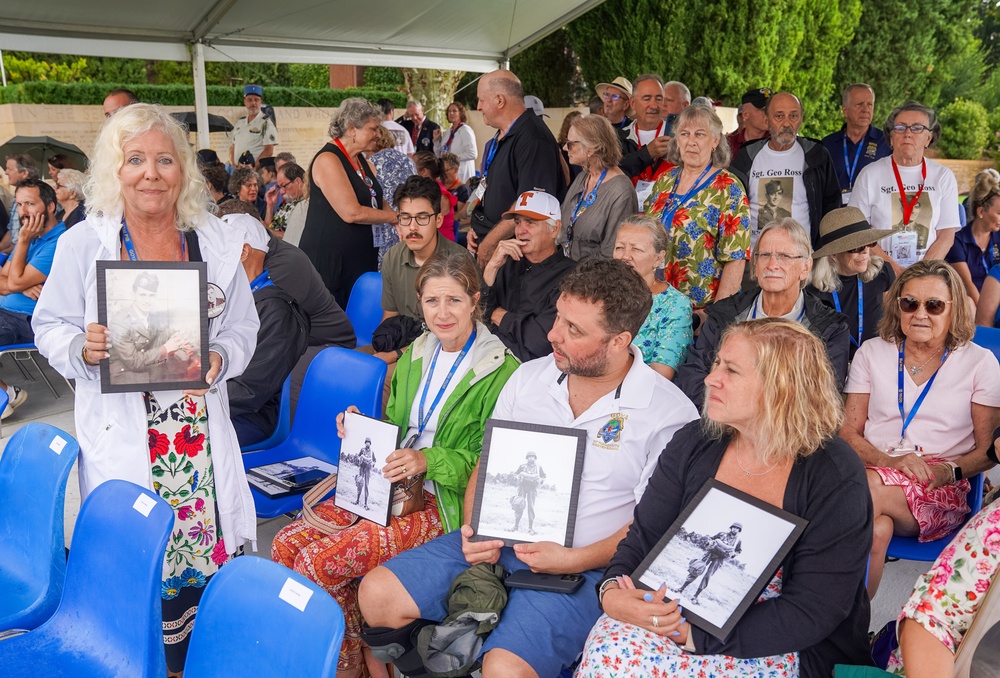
[597, 578, 619, 608]
[944, 461, 963, 483]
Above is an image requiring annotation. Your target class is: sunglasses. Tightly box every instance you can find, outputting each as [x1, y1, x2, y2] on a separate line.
[602, 93, 623, 101]
[846, 243, 873, 254]
[897, 296, 952, 315]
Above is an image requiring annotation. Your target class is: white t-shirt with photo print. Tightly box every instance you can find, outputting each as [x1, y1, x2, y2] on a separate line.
[747, 142, 811, 246]
[848, 156, 960, 264]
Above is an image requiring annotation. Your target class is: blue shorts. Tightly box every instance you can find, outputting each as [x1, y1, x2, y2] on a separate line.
[382, 529, 603, 677]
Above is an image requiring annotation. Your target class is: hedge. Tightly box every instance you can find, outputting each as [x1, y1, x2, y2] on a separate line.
[0, 81, 406, 108]
[938, 99, 990, 160]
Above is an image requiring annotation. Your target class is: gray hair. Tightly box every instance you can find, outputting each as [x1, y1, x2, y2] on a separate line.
[406, 100, 422, 110]
[329, 98, 382, 139]
[811, 251, 885, 293]
[664, 81, 691, 104]
[617, 214, 668, 255]
[751, 218, 813, 287]
[632, 73, 664, 91]
[842, 83, 875, 107]
[57, 168, 87, 200]
[665, 104, 731, 168]
[884, 100, 940, 146]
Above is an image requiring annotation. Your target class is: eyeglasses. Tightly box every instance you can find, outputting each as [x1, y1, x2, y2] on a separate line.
[397, 213, 434, 226]
[755, 252, 806, 264]
[602, 92, 623, 101]
[846, 243, 873, 254]
[277, 180, 291, 190]
[897, 296, 952, 315]
[563, 140, 584, 150]
[890, 124, 930, 135]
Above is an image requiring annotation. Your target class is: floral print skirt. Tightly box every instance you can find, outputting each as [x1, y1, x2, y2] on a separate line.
[146, 392, 230, 672]
[575, 571, 798, 678]
[869, 461, 972, 541]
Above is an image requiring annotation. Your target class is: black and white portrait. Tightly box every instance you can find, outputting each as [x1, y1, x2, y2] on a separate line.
[634, 480, 807, 640]
[334, 412, 399, 526]
[891, 192, 932, 250]
[98, 261, 208, 393]
[470, 420, 586, 547]
[246, 456, 336, 498]
[757, 177, 793, 232]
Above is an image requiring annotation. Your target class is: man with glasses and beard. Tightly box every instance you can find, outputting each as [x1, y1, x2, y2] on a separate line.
[731, 91, 840, 250]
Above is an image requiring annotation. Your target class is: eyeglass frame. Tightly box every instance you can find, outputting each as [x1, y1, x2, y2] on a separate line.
[896, 296, 953, 315]
[753, 251, 807, 265]
[397, 212, 435, 227]
[890, 124, 930, 135]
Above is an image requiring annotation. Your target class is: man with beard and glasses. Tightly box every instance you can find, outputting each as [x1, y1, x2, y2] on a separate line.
[358, 258, 698, 678]
[731, 91, 840, 250]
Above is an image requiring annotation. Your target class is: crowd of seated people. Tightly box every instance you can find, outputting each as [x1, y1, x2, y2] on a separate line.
[9, 67, 1000, 678]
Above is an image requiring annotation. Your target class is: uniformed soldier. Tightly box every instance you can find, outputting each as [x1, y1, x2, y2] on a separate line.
[228, 84, 279, 167]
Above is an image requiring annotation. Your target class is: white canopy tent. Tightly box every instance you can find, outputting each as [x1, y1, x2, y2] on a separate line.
[1, 0, 604, 147]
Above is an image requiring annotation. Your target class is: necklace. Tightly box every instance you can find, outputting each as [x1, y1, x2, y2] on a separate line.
[906, 347, 943, 376]
[734, 436, 777, 477]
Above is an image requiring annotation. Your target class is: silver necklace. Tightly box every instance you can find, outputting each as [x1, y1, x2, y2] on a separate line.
[907, 347, 943, 376]
[735, 436, 777, 477]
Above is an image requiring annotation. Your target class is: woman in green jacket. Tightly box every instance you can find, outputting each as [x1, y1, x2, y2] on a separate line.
[272, 251, 518, 678]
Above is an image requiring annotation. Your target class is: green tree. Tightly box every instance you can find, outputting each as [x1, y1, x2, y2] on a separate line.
[4, 54, 90, 83]
[938, 98, 990, 158]
[510, 28, 586, 106]
[401, 69, 465, 126]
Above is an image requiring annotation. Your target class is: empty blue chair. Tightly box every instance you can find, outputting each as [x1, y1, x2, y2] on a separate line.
[973, 325, 1000, 358]
[0, 479, 173, 677]
[242, 347, 386, 518]
[240, 375, 293, 453]
[0, 423, 79, 633]
[184, 556, 344, 677]
[345, 272, 383, 347]
[887, 473, 985, 562]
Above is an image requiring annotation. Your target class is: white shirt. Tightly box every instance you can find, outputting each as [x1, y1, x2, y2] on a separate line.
[490, 346, 698, 548]
[383, 120, 415, 156]
[434, 124, 479, 183]
[747, 142, 809, 246]
[230, 112, 279, 162]
[849, 156, 960, 262]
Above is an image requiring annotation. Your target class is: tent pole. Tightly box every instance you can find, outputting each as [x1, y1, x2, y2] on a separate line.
[0, 50, 7, 87]
[191, 41, 211, 150]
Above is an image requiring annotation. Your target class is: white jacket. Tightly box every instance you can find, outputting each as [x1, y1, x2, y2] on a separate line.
[434, 124, 478, 183]
[32, 212, 261, 551]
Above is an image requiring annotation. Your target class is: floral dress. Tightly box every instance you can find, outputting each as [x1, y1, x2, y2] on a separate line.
[634, 285, 693, 371]
[370, 148, 416, 268]
[888, 500, 1000, 674]
[576, 571, 798, 678]
[146, 392, 229, 671]
[643, 168, 751, 308]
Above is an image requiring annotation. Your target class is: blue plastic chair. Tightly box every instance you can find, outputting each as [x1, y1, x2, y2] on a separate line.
[240, 375, 293, 453]
[0, 343, 64, 399]
[0, 479, 173, 677]
[0, 424, 80, 633]
[886, 473, 985, 562]
[973, 325, 1000, 358]
[345, 272, 383, 347]
[184, 556, 344, 677]
[242, 347, 387, 518]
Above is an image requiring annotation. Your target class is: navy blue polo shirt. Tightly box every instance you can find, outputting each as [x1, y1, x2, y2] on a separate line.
[821, 125, 891, 203]
[946, 225, 1000, 291]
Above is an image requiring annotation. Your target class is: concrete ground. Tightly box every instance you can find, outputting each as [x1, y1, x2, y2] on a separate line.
[0, 350, 990, 641]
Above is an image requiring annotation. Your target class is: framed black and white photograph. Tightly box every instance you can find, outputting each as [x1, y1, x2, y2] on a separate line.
[334, 412, 400, 526]
[97, 261, 208, 393]
[633, 479, 808, 641]
[469, 419, 587, 547]
[246, 456, 338, 499]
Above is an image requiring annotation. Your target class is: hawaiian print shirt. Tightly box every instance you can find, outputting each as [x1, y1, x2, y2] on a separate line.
[269, 195, 304, 234]
[643, 168, 751, 308]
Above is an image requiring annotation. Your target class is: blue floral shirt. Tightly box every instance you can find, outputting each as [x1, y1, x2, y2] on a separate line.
[634, 285, 693, 370]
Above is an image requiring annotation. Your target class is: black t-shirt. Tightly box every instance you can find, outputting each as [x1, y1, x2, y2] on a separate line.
[810, 264, 895, 358]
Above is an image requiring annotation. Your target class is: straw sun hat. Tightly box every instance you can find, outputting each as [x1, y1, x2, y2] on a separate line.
[811, 207, 894, 259]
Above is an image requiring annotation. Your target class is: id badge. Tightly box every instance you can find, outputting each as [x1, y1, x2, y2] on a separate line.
[635, 180, 655, 211]
[841, 191, 852, 206]
[891, 229, 919, 268]
[471, 180, 487, 204]
[886, 439, 924, 457]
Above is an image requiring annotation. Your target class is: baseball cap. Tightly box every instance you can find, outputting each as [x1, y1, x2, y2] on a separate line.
[741, 88, 773, 110]
[501, 190, 561, 222]
[596, 76, 633, 99]
[221, 213, 270, 253]
[244, 84, 263, 97]
[524, 95, 549, 118]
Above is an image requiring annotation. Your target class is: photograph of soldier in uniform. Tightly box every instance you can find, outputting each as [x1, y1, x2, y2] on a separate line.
[99, 263, 206, 392]
[334, 412, 399, 525]
[758, 178, 792, 231]
[355, 437, 376, 510]
[891, 193, 931, 251]
[471, 421, 586, 547]
[677, 522, 743, 605]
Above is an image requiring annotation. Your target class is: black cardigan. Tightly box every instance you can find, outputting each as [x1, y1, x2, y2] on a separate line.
[602, 421, 874, 677]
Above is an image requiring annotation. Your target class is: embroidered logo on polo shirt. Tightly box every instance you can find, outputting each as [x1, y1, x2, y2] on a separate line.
[594, 413, 628, 450]
[865, 142, 878, 159]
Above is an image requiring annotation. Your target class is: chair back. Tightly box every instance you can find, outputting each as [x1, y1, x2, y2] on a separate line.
[0, 424, 80, 632]
[345, 272, 383, 347]
[184, 556, 344, 677]
[0, 480, 173, 677]
[973, 325, 1000, 360]
[240, 375, 292, 453]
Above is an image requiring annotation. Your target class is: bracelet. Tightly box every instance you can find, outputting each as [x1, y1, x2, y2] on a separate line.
[82, 345, 96, 366]
[597, 578, 619, 608]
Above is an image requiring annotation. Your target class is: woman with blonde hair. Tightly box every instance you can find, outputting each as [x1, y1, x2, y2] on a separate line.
[841, 260, 1000, 598]
[580, 318, 873, 678]
[954, 168, 1000, 308]
[559, 114, 637, 260]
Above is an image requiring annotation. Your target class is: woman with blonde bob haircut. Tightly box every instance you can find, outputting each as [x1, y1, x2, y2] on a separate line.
[580, 318, 873, 678]
[559, 113, 637, 260]
[842, 260, 1000, 599]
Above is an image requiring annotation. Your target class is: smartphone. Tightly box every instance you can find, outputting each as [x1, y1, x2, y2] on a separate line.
[282, 469, 327, 489]
[504, 570, 584, 594]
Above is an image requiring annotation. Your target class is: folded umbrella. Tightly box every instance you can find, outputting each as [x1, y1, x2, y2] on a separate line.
[170, 112, 234, 133]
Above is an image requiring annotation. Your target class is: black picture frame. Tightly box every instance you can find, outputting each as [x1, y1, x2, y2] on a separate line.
[333, 411, 400, 527]
[632, 478, 808, 641]
[97, 261, 209, 393]
[469, 418, 587, 548]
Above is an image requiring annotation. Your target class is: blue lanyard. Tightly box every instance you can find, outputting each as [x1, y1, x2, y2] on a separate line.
[832, 277, 863, 348]
[418, 330, 476, 435]
[121, 218, 185, 261]
[568, 169, 608, 236]
[842, 136, 865, 190]
[482, 119, 518, 179]
[982, 242, 998, 277]
[897, 340, 949, 440]
[751, 296, 806, 321]
[658, 166, 720, 233]
[249, 269, 274, 293]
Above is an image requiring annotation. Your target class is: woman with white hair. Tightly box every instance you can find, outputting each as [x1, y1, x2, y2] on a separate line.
[299, 97, 399, 307]
[53, 167, 87, 228]
[808, 206, 894, 359]
[31, 103, 259, 675]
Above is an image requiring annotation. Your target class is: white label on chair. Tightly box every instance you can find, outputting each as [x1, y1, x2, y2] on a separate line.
[49, 436, 66, 455]
[279, 578, 313, 612]
[132, 493, 156, 517]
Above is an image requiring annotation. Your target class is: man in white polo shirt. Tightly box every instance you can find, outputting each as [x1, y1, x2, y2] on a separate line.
[359, 258, 698, 678]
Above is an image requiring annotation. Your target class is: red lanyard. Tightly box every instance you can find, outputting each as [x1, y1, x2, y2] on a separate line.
[411, 119, 421, 145]
[635, 121, 665, 183]
[891, 158, 926, 226]
[334, 138, 365, 177]
[637, 120, 664, 149]
[445, 123, 462, 148]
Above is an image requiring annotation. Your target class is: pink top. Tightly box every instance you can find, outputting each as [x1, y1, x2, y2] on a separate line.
[845, 337, 1000, 459]
[437, 180, 458, 241]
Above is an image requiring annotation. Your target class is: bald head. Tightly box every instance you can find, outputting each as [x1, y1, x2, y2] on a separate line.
[477, 69, 527, 131]
[766, 91, 803, 150]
